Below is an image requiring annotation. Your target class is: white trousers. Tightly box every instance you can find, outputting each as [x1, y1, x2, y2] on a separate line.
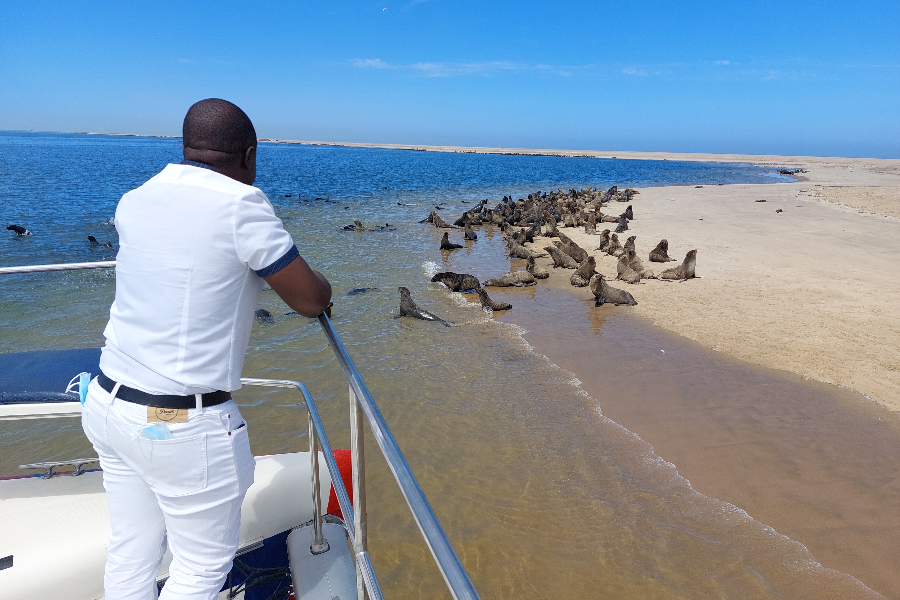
[82, 378, 256, 600]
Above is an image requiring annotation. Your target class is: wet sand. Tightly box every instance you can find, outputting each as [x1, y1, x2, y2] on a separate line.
[491, 282, 900, 598]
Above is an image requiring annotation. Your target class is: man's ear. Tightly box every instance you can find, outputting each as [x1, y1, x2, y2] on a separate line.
[242, 145, 256, 170]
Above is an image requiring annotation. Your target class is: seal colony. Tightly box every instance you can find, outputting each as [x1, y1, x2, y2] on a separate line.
[415, 185, 699, 314]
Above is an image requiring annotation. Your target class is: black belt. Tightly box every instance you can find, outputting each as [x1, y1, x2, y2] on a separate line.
[97, 373, 231, 409]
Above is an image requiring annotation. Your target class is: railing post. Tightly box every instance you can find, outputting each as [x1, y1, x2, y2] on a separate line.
[350, 385, 368, 600]
[309, 412, 329, 555]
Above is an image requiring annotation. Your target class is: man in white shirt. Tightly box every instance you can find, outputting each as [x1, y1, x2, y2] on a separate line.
[81, 99, 332, 600]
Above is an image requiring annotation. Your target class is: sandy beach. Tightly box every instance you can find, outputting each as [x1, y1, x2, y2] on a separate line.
[491, 155, 900, 411]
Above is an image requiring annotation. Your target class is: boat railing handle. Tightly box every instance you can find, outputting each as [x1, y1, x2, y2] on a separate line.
[316, 313, 481, 600]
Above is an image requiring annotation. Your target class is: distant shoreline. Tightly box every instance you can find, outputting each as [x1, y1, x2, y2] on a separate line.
[62, 131, 900, 167]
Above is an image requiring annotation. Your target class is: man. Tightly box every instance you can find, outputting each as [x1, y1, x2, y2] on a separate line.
[81, 98, 332, 600]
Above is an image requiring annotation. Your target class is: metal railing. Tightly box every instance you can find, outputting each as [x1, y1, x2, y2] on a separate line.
[1, 261, 480, 600]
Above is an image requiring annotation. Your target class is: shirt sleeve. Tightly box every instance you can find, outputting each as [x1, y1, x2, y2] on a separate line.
[234, 190, 298, 277]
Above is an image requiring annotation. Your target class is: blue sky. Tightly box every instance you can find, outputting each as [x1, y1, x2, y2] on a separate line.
[2, 1, 898, 157]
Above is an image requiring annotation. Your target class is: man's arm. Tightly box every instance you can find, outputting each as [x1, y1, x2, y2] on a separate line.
[264, 256, 332, 318]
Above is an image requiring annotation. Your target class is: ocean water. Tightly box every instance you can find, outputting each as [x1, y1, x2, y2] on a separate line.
[0, 132, 880, 599]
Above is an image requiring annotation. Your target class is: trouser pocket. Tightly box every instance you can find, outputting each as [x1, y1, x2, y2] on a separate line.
[108, 417, 209, 496]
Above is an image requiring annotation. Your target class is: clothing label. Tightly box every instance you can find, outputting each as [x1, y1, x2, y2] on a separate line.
[147, 406, 189, 423]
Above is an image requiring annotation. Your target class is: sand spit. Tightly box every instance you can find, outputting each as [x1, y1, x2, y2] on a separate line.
[515, 161, 900, 410]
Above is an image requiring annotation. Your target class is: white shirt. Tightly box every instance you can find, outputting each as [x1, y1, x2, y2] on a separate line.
[99, 162, 297, 394]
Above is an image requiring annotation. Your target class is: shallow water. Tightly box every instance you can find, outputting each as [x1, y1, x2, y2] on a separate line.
[0, 132, 886, 599]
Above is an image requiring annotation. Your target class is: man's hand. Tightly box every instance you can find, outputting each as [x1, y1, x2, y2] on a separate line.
[263, 256, 332, 318]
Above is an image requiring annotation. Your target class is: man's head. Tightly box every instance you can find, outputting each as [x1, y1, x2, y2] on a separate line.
[182, 99, 257, 185]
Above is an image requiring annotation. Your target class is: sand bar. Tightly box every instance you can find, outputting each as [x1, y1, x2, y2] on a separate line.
[514, 159, 900, 410]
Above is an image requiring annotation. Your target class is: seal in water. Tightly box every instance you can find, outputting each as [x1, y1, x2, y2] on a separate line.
[616, 253, 642, 284]
[570, 256, 597, 287]
[595, 229, 611, 252]
[429, 211, 458, 228]
[348, 287, 380, 295]
[398, 287, 452, 326]
[614, 216, 629, 233]
[254, 308, 274, 324]
[649, 239, 674, 262]
[544, 245, 579, 269]
[88, 235, 113, 248]
[526, 257, 549, 279]
[605, 233, 624, 257]
[477, 288, 512, 311]
[590, 274, 638, 307]
[622, 235, 636, 256]
[483, 271, 536, 287]
[7, 224, 32, 236]
[431, 272, 481, 292]
[464, 225, 478, 240]
[440, 232, 464, 250]
[660, 249, 697, 281]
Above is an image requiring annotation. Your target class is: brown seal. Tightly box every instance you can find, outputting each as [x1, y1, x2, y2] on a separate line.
[584, 214, 597, 234]
[595, 229, 611, 252]
[508, 241, 545, 260]
[590, 274, 637, 306]
[464, 225, 477, 240]
[431, 272, 481, 292]
[620, 205, 634, 220]
[476, 288, 512, 311]
[544, 245, 579, 269]
[649, 239, 674, 262]
[570, 256, 597, 287]
[614, 216, 629, 233]
[526, 257, 549, 279]
[483, 271, 537, 287]
[660, 249, 697, 280]
[597, 211, 619, 223]
[605, 233, 624, 257]
[616, 253, 642, 284]
[627, 250, 655, 279]
[622, 235, 636, 256]
[440, 231, 464, 250]
[429, 211, 457, 228]
[398, 287, 452, 326]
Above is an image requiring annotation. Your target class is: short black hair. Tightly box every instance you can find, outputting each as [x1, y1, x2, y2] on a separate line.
[182, 98, 257, 154]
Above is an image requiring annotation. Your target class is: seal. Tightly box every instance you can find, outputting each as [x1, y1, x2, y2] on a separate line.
[557, 240, 588, 263]
[596, 211, 619, 223]
[398, 287, 452, 326]
[7, 224, 32, 236]
[431, 272, 481, 292]
[348, 287, 380, 295]
[584, 214, 597, 234]
[508, 241, 545, 260]
[483, 271, 536, 287]
[464, 225, 478, 240]
[626, 250, 655, 279]
[526, 257, 549, 279]
[660, 249, 697, 280]
[544, 245, 579, 269]
[590, 274, 637, 306]
[440, 232, 464, 250]
[254, 308, 274, 324]
[614, 216, 629, 233]
[649, 239, 674, 262]
[605, 233, 624, 257]
[620, 205, 634, 220]
[622, 235, 636, 256]
[616, 253, 642, 284]
[570, 255, 597, 287]
[595, 229, 611, 252]
[476, 288, 512, 311]
[429, 211, 458, 228]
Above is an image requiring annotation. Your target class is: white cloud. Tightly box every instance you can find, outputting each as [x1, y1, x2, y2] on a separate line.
[350, 58, 392, 69]
[622, 67, 648, 76]
[715, 60, 731, 65]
